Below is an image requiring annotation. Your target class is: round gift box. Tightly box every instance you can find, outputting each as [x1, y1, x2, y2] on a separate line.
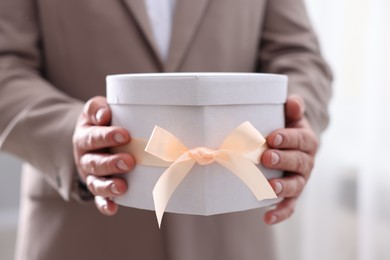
[107, 73, 287, 216]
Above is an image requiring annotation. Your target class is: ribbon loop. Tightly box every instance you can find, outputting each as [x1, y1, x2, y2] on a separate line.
[144, 121, 277, 227]
[220, 121, 266, 152]
[145, 126, 189, 162]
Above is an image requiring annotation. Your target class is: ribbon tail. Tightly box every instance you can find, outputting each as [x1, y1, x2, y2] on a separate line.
[215, 151, 277, 201]
[152, 154, 196, 228]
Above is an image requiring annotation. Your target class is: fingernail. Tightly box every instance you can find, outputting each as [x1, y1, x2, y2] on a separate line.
[271, 152, 280, 165]
[114, 133, 126, 143]
[110, 183, 121, 195]
[274, 181, 283, 194]
[102, 204, 110, 214]
[86, 175, 94, 185]
[95, 108, 106, 123]
[274, 134, 283, 147]
[96, 196, 109, 213]
[86, 175, 95, 193]
[116, 160, 129, 171]
[269, 215, 278, 224]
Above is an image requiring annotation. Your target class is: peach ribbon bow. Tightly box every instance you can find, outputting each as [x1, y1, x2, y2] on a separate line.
[141, 121, 277, 227]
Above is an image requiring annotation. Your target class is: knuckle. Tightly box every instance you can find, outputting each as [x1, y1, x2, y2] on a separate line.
[282, 180, 294, 196]
[292, 128, 318, 153]
[304, 129, 319, 153]
[73, 130, 85, 149]
[278, 204, 295, 222]
[94, 128, 112, 148]
[83, 98, 95, 116]
[287, 205, 295, 218]
[104, 182, 113, 196]
[295, 176, 306, 193]
[297, 130, 306, 150]
[83, 154, 122, 176]
[89, 128, 110, 150]
[87, 177, 96, 195]
[105, 156, 118, 170]
[85, 130, 95, 150]
[312, 135, 319, 153]
[81, 154, 98, 174]
[102, 156, 122, 174]
[85, 156, 97, 174]
[88, 159, 98, 174]
[295, 153, 306, 173]
[94, 179, 108, 196]
[101, 128, 112, 143]
[283, 174, 306, 198]
[283, 131, 291, 146]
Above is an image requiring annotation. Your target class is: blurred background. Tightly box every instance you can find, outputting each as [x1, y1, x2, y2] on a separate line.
[1, 0, 389, 259]
[275, 0, 390, 259]
[0, 155, 20, 260]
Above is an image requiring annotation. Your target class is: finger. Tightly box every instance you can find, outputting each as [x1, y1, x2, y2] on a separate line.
[266, 128, 318, 154]
[285, 95, 305, 124]
[269, 175, 306, 198]
[75, 126, 130, 152]
[79, 153, 134, 178]
[83, 96, 111, 126]
[95, 196, 118, 216]
[262, 149, 314, 178]
[263, 197, 297, 225]
[86, 175, 127, 197]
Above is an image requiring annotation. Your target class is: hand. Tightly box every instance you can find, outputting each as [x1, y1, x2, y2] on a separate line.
[73, 96, 134, 215]
[261, 95, 319, 224]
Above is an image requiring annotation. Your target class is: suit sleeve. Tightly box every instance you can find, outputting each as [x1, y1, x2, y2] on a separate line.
[0, 0, 84, 201]
[258, 0, 333, 135]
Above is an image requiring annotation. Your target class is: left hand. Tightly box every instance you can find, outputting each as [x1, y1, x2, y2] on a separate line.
[72, 96, 133, 215]
[261, 95, 319, 225]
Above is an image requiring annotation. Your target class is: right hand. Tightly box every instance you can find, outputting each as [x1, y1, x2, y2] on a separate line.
[73, 96, 134, 215]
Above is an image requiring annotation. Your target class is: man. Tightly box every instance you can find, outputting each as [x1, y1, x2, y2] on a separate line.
[0, 0, 331, 259]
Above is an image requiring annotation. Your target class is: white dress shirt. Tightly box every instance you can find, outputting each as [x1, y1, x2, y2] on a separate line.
[145, 0, 177, 62]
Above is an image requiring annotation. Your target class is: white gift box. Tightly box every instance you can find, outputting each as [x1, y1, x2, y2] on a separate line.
[107, 73, 287, 217]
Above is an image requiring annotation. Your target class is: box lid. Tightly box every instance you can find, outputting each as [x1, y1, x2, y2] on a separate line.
[106, 73, 287, 106]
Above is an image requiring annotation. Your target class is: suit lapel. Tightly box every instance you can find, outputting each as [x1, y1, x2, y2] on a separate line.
[165, 0, 211, 72]
[121, 0, 163, 66]
[121, 0, 211, 71]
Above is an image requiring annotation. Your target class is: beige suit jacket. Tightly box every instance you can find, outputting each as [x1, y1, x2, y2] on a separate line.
[0, 0, 332, 259]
